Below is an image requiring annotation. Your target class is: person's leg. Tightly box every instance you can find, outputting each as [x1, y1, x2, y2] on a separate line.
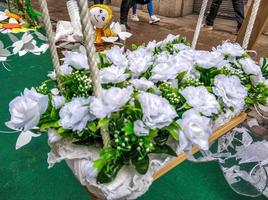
[132, 3, 137, 15]
[205, 0, 223, 26]
[148, 0, 160, 24]
[131, 3, 140, 21]
[232, 0, 244, 30]
[147, 0, 154, 16]
[120, 0, 131, 29]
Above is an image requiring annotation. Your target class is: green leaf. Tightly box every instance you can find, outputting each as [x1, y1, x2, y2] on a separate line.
[164, 121, 181, 141]
[132, 155, 149, 174]
[88, 122, 97, 133]
[97, 118, 109, 129]
[93, 159, 106, 172]
[152, 144, 177, 157]
[177, 71, 187, 84]
[124, 122, 134, 135]
[96, 161, 123, 184]
[40, 121, 59, 132]
[131, 44, 138, 51]
[165, 127, 179, 141]
[148, 129, 158, 138]
[57, 127, 65, 135]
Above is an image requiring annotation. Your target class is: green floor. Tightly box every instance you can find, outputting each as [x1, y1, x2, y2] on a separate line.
[0, 31, 266, 200]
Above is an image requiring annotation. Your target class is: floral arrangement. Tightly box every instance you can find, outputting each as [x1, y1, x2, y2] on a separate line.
[8, 0, 41, 26]
[6, 34, 268, 184]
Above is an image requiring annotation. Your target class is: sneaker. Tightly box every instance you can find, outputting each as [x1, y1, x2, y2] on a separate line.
[202, 24, 213, 31]
[149, 15, 160, 24]
[131, 14, 140, 22]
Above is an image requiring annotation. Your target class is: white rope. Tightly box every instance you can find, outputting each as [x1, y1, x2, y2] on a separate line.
[242, 0, 261, 49]
[37, 0, 62, 89]
[77, 0, 102, 97]
[254, 104, 268, 120]
[77, 0, 110, 148]
[192, 0, 209, 49]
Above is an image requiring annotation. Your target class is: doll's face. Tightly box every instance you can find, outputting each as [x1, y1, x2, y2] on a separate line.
[89, 7, 109, 29]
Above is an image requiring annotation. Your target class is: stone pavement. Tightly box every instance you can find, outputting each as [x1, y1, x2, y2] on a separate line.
[31, 1, 268, 58]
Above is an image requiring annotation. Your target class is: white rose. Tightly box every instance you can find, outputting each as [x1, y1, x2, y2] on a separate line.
[7, 88, 49, 131]
[100, 65, 129, 83]
[178, 49, 195, 63]
[138, 92, 177, 129]
[150, 62, 178, 82]
[128, 47, 153, 77]
[104, 46, 128, 67]
[59, 64, 73, 75]
[155, 52, 172, 64]
[90, 86, 133, 119]
[146, 40, 157, 51]
[180, 86, 220, 116]
[172, 54, 193, 72]
[238, 58, 262, 76]
[134, 120, 150, 136]
[213, 75, 248, 110]
[239, 58, 264, 85]
[131, 77, 159, 93]
[47, 64, 73, 80]
[59, 97, 94, 131]
[194, 50, 225, 69]
[63, 51, 89, 70]
[213, 42, 245, 57]
[52, 96, 65, 109]
[150, 55, 191, 82]
[157, 34, 180, 48]
[173, 43, 191, 52]
[178, 109, 212, 151]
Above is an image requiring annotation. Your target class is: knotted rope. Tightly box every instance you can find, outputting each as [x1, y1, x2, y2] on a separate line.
[77, 0, 110, 148]
[37, 0, 62, 89]
[242, 0, 261, 49]
[192, 0, 209, 49]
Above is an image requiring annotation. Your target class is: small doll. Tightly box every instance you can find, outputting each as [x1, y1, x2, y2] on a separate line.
[89, 4, 115, 44]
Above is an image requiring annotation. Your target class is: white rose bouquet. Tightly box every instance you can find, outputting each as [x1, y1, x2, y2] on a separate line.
[6, 34, 268, 186]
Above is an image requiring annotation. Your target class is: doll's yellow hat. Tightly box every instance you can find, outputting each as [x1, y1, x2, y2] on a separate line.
[90, 4, 113, 26]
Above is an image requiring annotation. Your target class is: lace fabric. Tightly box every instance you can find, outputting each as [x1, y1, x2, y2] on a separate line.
[191, 127, 268, 198]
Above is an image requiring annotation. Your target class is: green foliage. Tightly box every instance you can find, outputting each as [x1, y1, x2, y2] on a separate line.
[38, 100, 59, 130]
[98, 53, 112, 69]
[7, 0, 41, 27]
[179, 77, 203, 89]
[246, 82, 268, 106]
[132, 155, 149, 174]
[261, 57, 268, 79]
[59, 70, 93, 101]
[196, 67, 221, 86]
[151, 144, 177, 157]
[158, 82, 182, 108]
[164, 121, 181, 141]
[141, 65, 154, 79]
